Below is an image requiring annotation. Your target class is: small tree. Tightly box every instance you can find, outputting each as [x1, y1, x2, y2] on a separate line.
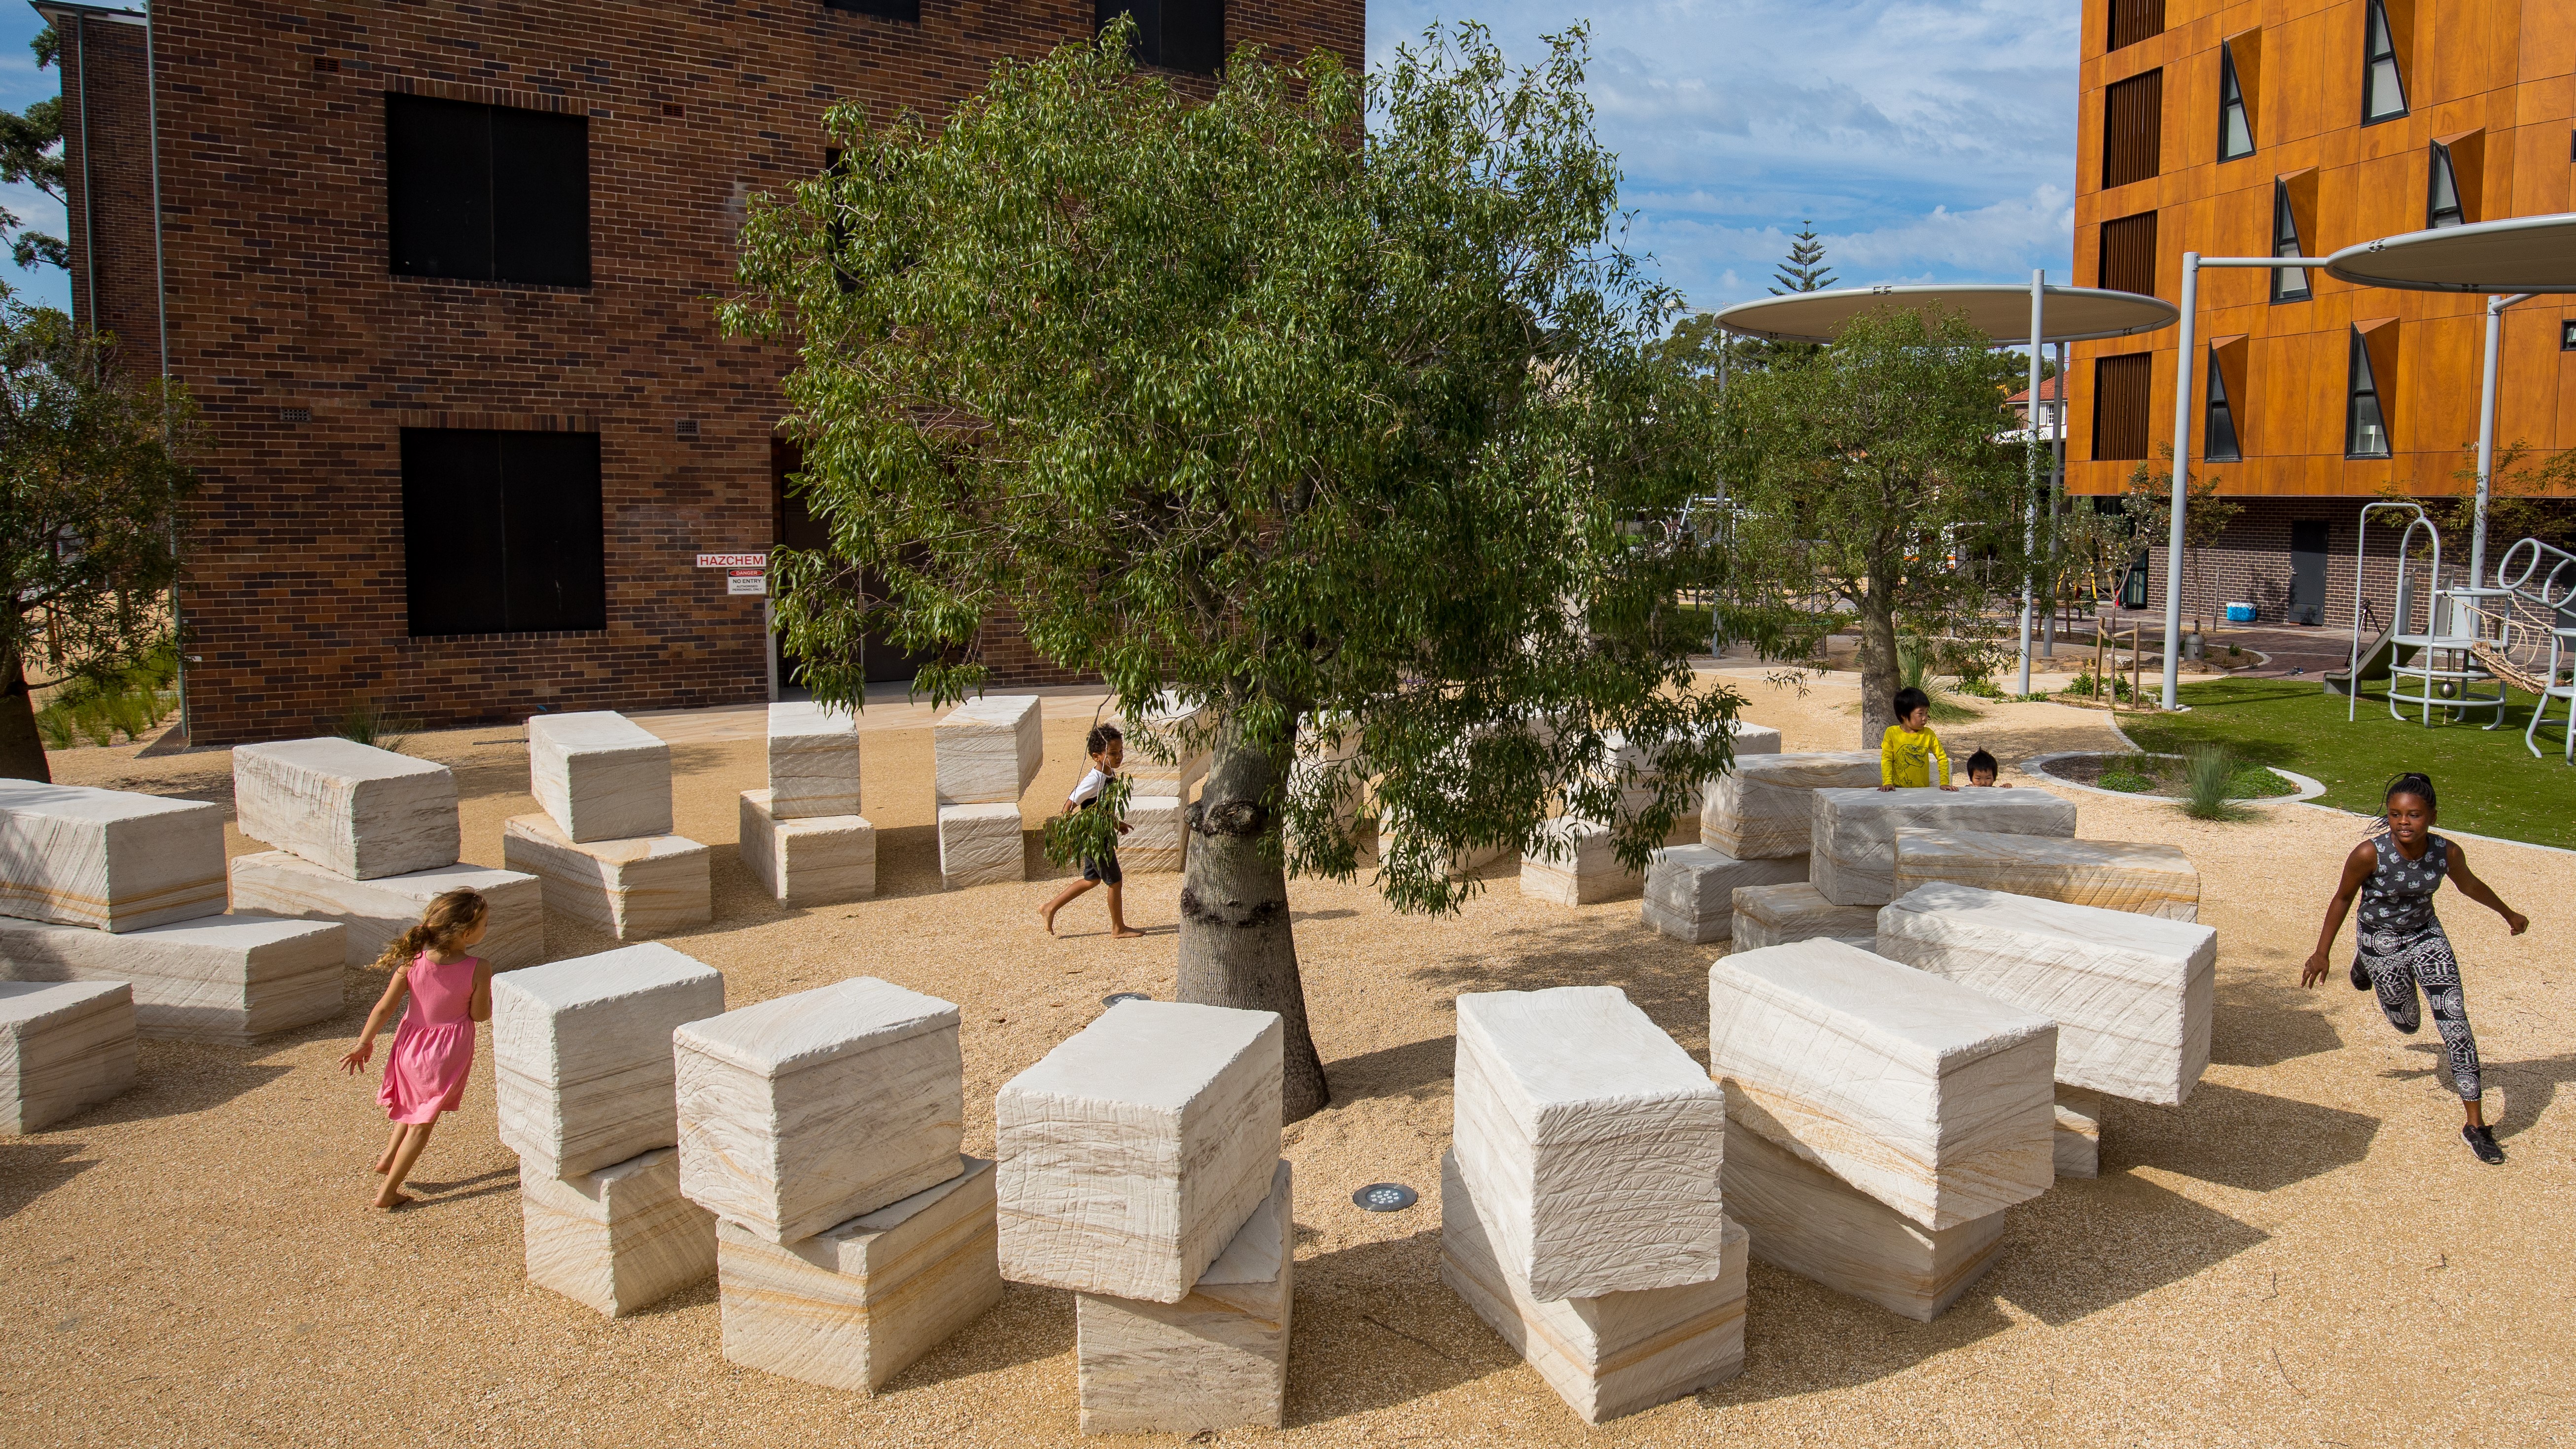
[0, 26, 68, 272]
[2122, 448, 2240, 633]
[724, 23, 1737, 1121]
[1769, 221, 1837, 295]
[0, 291, 197, 780]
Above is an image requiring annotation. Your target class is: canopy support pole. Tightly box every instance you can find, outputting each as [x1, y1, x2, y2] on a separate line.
[2018, 271, 2043, 698]
[2470, 292, 2535, 590]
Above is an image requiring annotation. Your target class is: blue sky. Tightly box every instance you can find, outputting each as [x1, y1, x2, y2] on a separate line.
[0, 1, 2082, 319]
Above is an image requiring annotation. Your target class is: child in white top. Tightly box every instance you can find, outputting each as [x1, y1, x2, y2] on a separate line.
[1039, 724, 1142, 939]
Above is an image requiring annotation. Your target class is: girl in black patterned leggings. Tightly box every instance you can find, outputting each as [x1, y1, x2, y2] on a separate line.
[2302, 773, 2528, 1165]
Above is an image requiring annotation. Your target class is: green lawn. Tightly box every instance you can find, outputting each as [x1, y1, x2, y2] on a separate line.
[2120, 677, 2576, 849]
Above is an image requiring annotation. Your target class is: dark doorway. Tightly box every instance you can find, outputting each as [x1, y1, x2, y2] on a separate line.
[771, 439, 936, 687]
[2289, 520, 2329, 625]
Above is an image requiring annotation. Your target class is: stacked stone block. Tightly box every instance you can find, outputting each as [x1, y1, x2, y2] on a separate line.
[1729, 881, 1878, 952]
[1699, 751, 1879, 861]
[1517, 818, 1643, 907]
[1120, 693, 1211, 800]
[0, 979, 136, 1133]
[1808, 788, 2078, 908]
[1120, 794, 1189, 875]
[741, 703, 875, 906]
[1598, 722, 1782, 847]
[934, 696, 1042, 888]
[0, 779, 227, 930]
[229, 854, 543, 972]
[504, 712, 710, 940]
[1641, 845, 1807, 944]
[1892, 827, 2201, 921]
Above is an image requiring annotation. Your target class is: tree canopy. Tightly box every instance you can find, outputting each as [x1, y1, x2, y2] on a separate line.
[0, 26, 68, 273]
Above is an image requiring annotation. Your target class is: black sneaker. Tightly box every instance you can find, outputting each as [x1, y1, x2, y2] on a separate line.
[2463, 1125, 2505, 1165]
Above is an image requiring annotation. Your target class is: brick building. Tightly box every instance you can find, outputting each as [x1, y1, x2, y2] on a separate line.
[39, 0, 1365, 746]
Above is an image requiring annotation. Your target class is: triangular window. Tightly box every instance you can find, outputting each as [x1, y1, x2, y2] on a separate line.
[2271, 180, 2310, 302]
[2427, 142, 2465, 228]
[2218, 45, 2255, 161]
[2363, 0, 2407, 124]
[2346, 328, 2391, 459]
[2205, 355, 2242, 462]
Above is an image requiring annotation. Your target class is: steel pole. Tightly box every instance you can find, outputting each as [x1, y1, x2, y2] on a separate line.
[2017, 271, 2043, 697]
[2047, 338, 2067, 658]
[2161, 253, 2201, 710]
[2470, 293, 2533, 590]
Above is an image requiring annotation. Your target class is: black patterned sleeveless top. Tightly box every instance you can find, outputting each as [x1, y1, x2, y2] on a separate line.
[2358, 831, 2449, 939]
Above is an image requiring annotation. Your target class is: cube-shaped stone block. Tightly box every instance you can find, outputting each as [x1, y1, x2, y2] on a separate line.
[1720, 1118, 2003, 1322]
[493, 943, 727, 1180]
[997, 1000, 1283, 1304]
[1729, 882, 1876, 952]
[1809, 787, 2078, 907]
[1641, 846, 1808, 944]
[2054, 1086, 2104, 1179]
[1517, 820, 1644, 907]
[502, 814, 711, 943]
[1378, 810, 1511, 880]
[718, 1155, 1003, 1393]
[675, 977, 963, 1244]
[226, 853, 544, 970]
[0, 979, 135, 1133]
[0, 912, 345, 1043]
[1076, 1158, 1292, 1435]
[1873, 882, 2218, 1106]
[740, 791, 876, 906]
[1454, 987, 1728, 1300]
[230, 738, 460, 880]
[937, 804, 1024, 889]
[1699, 752, 1880, 860]
[1441, 1151, 1746, 1424]
[522, 1147, 716, 1317]
[933, 695, 1043, 806]
[1121, 694, 1211, 799]
[0, 780, 226, 932]
[1120, 795, 1188, 874]
[1709, 939, 2057, 1230]
[766, 701, 863, 819]
[529, 711, 673, 843]
[1893, 827, 2201, 921]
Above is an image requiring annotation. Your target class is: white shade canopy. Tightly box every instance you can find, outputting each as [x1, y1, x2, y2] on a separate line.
[2323, 212, 2576, 294]
[1711, 283, 2180, 345]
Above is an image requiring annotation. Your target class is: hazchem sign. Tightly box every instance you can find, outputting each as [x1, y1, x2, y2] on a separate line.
[695, 552, 768, 568]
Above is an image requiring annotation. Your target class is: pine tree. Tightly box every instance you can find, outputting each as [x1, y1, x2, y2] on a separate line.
[1768, 222, 1836, 295]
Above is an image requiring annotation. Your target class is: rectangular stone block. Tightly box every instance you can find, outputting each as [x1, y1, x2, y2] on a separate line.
[1809, 787, 2078, 907]
[1641, 846, 1808, 944]
[1121, 694, 1211, 799]
[937, 804, 1024, 889]
[718, 1155, 1004, 1393]
[933, 695, 1043, 806]
[1721, 1118, 2004, 1322]
[0, 912, 345, 1042]
[529, 711, 673, 843]
[1453, 987, 1728, 1300]
[1699, 752, 1880, 860]
[675, 976, 963, 1245]
[740, 791, 876, 906]
[1121, 795, 1187, 875]
[997, 1000, 1283, 1304]
[1517, 819, 1643, 907]
[1378, 810, 1511, 879]
[493, 943, 727, 1179]
[1076, 1159, 1293, 1435]
[2054, 1086, 2103, 1179]
[766, 701, 863, 819]
[1873, 882, 2218, 1106]
[230, 737, 460, 880]
[1441, 1152, 1746, 1424]
[226, 852, 545, 970]
[1893, 826, 2201, 921]
[0, 780, 226, 932]
[1729, 882, 1877, 953]
[0, 979, 134, 1133]
[521, 1147, 716, 1317]
[502, 813, 711, 943]
[1709, 939, 2057, 1230]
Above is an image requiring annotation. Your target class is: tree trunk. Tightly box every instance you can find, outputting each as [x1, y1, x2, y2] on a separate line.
[0, 651, 52, 782]
[1857, 586, 1899, 749]
[1177, 718, 1330, 1123]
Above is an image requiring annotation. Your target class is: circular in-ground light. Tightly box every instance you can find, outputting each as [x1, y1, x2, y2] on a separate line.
[1100, 992, 1152, 1007]
[1352, 1182, 1418, 1212]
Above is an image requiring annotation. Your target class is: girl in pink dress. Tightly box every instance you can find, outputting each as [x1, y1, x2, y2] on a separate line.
[339, 889, 493, 1210]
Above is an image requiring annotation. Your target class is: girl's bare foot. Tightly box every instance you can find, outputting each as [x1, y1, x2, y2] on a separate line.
[1039, 903, 1060, 936]
[1111, 926, 1145, 939]
[372, 1156, 394, 1174]
[372, 1192, 415, 1211]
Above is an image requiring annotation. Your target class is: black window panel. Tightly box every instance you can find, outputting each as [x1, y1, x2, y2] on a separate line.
[501, 433, 608, 632]
[402, 428, 606, 636]
[823, 0, 920, 18]
[2204, 354, 2241, 462]
[2217, 44, 2255, 161]
[2093, 353, 2153, 462]
[2108, 0, 2164, 51]
[2363, 0, 2406, 124]
[1099, 1, 1224, 75]
[2345, 329, 2391, 459]
[2426, 142, 2465, 229]
[2102, 70, 2163, 189]
[2099, 211, 2157, 296]
[386, 94, 590, 286]
[492, 107, 592, 287]
[2271, 180, 2310, 302]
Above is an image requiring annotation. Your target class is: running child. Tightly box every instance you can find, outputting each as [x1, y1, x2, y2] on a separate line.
[1878, 686, 1958, 791]
[2299, 773, 2528, 1164]
[1039, 724, 1142, 939]
[339, 889, 494, 1209]
[1963, 748, 2011, 787]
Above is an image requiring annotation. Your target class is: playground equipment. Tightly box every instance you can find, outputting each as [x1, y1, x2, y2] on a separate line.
[2348, 504, 2507, 729]
[2481, 537, 2576, 760]
[2345, 504, 2576, 757]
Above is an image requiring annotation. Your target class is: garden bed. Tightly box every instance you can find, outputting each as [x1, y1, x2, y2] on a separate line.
[2033, 750, 2301, 801]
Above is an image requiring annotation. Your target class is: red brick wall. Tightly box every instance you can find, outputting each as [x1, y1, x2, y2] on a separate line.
[2121, 496, 2576, 630]
[76, 0, 1362, 743]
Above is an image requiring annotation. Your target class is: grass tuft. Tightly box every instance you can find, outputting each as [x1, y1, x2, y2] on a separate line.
[2181, 743, 2257, 822]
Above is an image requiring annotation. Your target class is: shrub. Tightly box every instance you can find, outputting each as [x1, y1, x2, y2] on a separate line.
[2182, 743, 2256, 822]
[336, 700, 420, 754]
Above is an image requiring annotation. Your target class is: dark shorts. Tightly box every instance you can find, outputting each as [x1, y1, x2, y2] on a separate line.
[1082, 849, 1123, 886]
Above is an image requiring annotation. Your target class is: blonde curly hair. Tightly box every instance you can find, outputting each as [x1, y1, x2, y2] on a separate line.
[369, 888, 490, 975]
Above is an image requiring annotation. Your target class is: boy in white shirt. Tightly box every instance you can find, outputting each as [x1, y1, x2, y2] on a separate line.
[1039, 724, 1143, 938]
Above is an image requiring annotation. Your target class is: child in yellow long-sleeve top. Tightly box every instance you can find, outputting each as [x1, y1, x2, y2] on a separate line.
[1879, 687, 1959, 791]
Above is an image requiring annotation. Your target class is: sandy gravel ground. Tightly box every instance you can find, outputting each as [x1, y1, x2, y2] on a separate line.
[5, 669, 2572, 1448]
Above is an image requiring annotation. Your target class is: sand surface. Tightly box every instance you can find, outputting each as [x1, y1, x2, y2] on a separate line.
[6, 670, 2572, 1448]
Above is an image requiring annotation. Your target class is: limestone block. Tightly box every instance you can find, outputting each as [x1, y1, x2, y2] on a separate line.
[740, 791, 876, 906]
[529, 711, 672, 843]
[1378, 809, 1510, 879]
[933, 695, 1043, 806]
[230, 738, 460, 880]
[718, 1155, 1003, 1393]
[1892, 827, 2201, 921]
[1809, 787, 2078, 907]
[1121, 795, 1187, 875]
[1517, 819, 1643, 907]
[0, 780, 226, 932]
[0, 979, 134, 1133]
[0, 912, 345, 1043]
[1453, 987, 1728, 1300]
[936, 804, 1024, 889]
[1873, 882, 2218, 1106]
[1698, 752, 1880, 860]
[996, 1000, 1283, 1303]
[1599, 725, 1778, 846]
[2054, 1086, 2103, 1180]
[492, 943, 727, 1179]
[226, 852, 544, 970]
[1076, 1159, 1293, 1435]
[501, 814, 711, 943]
[1720, 1118, 2004, 1322]
[675, 977, 963, 1244]
[1641, 846, 1808, 944]
[521, 1146, 716, 1317]
[1708, 939, 2057, 1230]
[1729, 882, 1877, 953]
[1121, 693, 1211, 799]
[1441, 1152, 1746, 1424]
[766, 702, 863, 819]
